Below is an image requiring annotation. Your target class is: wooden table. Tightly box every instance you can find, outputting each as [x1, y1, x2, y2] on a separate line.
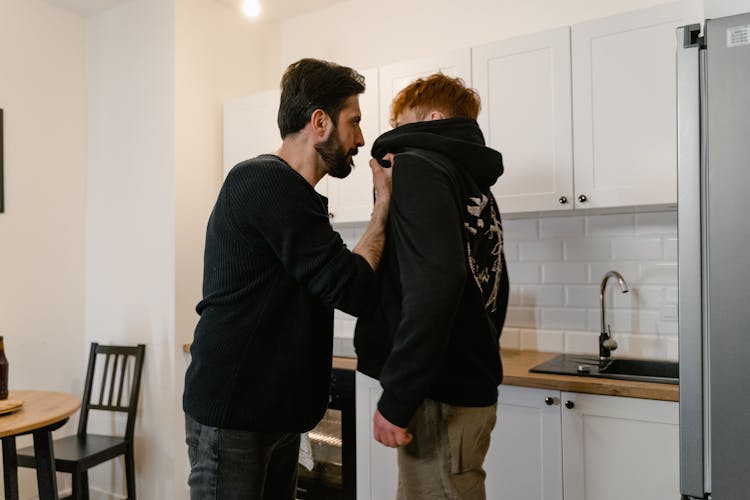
[0, 390, 81, 500]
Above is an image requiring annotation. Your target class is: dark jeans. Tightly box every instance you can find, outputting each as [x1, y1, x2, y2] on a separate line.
[185, 414, 300, 500]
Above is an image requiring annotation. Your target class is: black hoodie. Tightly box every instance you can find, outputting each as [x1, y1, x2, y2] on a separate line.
[354, 118, 510, 428]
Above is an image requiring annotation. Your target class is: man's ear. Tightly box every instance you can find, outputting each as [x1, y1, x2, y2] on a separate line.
[310, 109, 332, 138]
[427, 110, 446, 121]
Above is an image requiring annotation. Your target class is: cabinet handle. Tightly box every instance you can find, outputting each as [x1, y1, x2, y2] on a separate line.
[577, 194, 588, 203]
[558, 196, 568, 204]
[545, 397, 555, 406]
[565, 400, 575, 409]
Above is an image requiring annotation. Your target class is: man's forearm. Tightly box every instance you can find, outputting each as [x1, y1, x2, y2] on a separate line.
[353, 198, 389, 271]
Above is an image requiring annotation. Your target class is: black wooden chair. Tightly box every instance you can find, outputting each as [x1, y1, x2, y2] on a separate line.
[16, 343, 146, 500]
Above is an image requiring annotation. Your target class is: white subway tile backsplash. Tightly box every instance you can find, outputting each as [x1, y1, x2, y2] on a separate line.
[506, 307, 539, 329]
[519, 286, 564, 307]
[663, 238, 677, 260]
[563, 330, 599, 355]
[519, 240, 563, 261]
[335, 211, 679, 361]
[541, 308, 588, 330]
[611, 286, 663, 309]
[617, 333, 675, 360]
[665, 287, 678, 304]
[520, 329, 564, 352]
[658, 320, 679, 335]
[611, 237, 663, 261]
[503, 218, 539, 240]
[509, 286, 522, 307]
[636, 211, 678, 235]
[588, 262, 638, 285]
[503, 241, 519, 261]
[543, 263, 587, 284]
[334, 318, 355, 339]
[660, 304, 678, 322]
[586, 214, 635, 236]
[540, 216, 585, 239]
[565, 286, 599, 308]
[500, 328, 521, 350]
[587, 309, 660, 335]
[638, 262, 678, 285]
[507, 262, 541, 284]
[564, 239, 611, 261]
[665, 336, 679, 360]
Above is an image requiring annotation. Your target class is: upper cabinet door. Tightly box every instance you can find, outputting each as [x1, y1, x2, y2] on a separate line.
[378, 49, 472, 133]
[473, 27, 574, 214]
[571, 3, 696, 209]
[222, 89, 280, 178]
[327, 67, 379, 223]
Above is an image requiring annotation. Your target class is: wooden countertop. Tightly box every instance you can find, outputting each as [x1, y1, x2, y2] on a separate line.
[184, 344, 678, 402]
[499, 350, 678, 402]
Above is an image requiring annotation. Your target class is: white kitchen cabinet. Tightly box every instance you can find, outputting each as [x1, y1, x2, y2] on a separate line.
[378, 49, 472, 133]
[357, 378, 679, 500]
[473, 3, 698, 213]
[485, 385, 563, 500]
[355, 372, 398, 500]
[571, 2, 697, 209]
[488, 387, 679, 500]
[561, 391, 679, 500]
[222, 89, 281, 178]
[473, 28, 574, 214]
[326, 67, 379, 223]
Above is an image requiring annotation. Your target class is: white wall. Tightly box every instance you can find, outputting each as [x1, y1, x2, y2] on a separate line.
[705, 0, 750, 17]
[174, 0, 281, 382]
[174, 1, 280, 497]
[0, 0, 87, 496]
[85, 0, 177, 497]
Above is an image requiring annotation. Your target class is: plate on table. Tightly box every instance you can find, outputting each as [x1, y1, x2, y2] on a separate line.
[0, 399, 24, 415]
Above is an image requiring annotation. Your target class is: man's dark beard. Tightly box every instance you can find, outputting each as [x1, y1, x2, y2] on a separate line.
[315, 127, 357, 179]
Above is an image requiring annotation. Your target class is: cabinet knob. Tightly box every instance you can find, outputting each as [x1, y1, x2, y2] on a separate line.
[558, 196, 568, 204]
[578, 194, 588, 203]
[565, 400, 575, 409]
[328, 212, 334, 219]
[545, 397, 555, 406]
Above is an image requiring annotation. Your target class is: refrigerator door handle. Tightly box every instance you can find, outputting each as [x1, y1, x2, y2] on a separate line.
[677, 24, 707, 500]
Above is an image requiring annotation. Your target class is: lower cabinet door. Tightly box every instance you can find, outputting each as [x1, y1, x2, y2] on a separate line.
[355, 372, 398, 500]
[561, 391, 679, 500]
[485, 385, 564, 500]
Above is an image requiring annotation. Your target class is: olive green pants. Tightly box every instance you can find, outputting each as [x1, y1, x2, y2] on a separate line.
[396, 399, 497, 500]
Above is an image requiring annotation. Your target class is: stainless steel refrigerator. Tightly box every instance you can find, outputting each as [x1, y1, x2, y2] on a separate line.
[677, 13, 750, 500]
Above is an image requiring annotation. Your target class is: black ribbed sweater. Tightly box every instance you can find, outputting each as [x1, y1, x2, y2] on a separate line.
[183, 155, 374, 432]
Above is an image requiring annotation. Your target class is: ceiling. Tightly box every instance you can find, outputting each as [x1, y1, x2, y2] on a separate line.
[43, 0, 348, 21]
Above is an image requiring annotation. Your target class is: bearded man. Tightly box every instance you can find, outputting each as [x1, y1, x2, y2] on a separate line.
[183, 58, 392, 500]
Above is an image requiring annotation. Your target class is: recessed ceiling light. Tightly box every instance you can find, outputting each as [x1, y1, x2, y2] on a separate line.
[242, 0, 261, 18]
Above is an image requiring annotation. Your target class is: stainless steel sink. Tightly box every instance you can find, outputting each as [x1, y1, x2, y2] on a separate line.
[529, 354, 678, 384]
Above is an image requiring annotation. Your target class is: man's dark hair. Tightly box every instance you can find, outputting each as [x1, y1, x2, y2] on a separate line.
[278, 58, 365, 138]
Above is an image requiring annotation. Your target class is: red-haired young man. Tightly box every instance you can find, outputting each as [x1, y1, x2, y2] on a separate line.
[355, 73, 509, 499]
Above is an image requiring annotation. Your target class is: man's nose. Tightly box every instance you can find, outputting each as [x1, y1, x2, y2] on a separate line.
[356, 128, 365, 147]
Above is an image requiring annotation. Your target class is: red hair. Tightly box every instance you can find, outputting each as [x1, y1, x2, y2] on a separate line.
[390, 73, 480, 127]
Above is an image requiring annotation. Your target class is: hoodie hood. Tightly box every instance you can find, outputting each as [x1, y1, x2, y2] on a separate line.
[371, 117, 504, 188]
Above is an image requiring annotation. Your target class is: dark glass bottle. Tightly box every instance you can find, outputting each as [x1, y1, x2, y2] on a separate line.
[0, 336, 8, 399]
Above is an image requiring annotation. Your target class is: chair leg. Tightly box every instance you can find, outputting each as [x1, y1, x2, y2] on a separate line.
[81, 471, 89, 500]
[71, 468, 84, 500]
[125, 445, 136, 500]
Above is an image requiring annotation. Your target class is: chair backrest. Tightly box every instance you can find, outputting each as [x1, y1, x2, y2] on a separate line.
[77, 343, 146, 440]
